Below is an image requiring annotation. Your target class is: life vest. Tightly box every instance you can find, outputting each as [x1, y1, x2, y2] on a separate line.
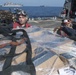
[13, 22, 31, 28]
[0, 29, 36, 75]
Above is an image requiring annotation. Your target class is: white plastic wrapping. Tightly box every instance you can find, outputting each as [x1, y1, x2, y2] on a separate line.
[0, 26, 76, 75]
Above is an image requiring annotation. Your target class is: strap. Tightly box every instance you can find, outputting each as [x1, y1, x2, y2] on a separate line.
[3, 37, 16, 70]
[0, 29, 36, 75]
[0, 47, 27, 59]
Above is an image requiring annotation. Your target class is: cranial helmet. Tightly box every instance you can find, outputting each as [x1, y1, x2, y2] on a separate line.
[16, 9, 29, 21]
[64, 19, 68, 23]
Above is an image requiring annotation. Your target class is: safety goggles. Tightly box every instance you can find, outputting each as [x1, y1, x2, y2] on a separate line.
[17, 11, 27, 16]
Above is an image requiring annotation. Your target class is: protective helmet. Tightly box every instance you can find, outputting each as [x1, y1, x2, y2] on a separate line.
[64, 19, 68, 23]
[17, 10, 29, 22]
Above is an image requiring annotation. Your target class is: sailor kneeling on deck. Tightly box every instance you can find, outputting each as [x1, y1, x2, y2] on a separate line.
[53, 19, 76, 41]
[54, 19, 72, 36]
[13, 10, 31, 29]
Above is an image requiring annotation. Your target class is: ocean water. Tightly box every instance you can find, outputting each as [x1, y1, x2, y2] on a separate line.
[0, 6, 63, 18]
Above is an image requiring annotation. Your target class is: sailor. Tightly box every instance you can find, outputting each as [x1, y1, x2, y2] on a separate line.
[13, 10, 31, 29]
[53, 19, 71, 37]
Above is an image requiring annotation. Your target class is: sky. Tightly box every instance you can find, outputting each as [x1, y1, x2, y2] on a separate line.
[0, 0, 65, 7]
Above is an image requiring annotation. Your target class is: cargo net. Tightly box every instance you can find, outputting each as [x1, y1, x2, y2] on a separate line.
[0, 29, 36, 75]
[0, 10, 13, 25]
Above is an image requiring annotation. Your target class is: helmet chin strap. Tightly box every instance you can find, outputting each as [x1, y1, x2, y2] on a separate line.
[25, 16, 29, 22]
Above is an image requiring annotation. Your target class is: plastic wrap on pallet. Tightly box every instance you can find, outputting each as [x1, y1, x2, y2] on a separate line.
[0, 26, 76, 75]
